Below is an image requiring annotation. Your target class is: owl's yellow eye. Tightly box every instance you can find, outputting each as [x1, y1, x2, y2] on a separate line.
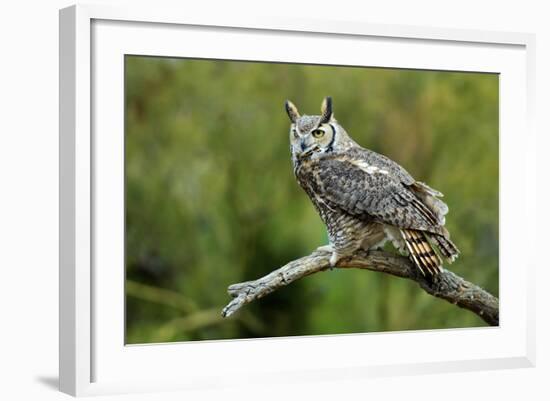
[311, 129, 325, 138]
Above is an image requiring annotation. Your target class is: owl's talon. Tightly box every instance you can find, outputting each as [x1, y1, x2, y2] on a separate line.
[329, 252, 340, 269]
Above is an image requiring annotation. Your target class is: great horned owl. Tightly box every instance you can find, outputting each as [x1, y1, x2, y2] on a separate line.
[285, 96, 459, 276]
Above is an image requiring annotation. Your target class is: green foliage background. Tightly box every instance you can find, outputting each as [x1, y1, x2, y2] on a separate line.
[125, 56, 499, 344]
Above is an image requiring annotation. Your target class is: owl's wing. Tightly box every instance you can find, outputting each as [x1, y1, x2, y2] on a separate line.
[351, 147, 416, 186]
[315, 157, 442, 232]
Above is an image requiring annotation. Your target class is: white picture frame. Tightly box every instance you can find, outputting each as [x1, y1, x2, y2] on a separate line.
[59, 4, 536, 397]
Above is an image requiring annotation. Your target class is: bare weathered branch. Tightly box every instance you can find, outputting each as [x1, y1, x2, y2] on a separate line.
[221, 248, 499, 326]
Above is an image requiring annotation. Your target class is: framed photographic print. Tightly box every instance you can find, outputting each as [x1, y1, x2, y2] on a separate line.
[59, 4, 536, 396]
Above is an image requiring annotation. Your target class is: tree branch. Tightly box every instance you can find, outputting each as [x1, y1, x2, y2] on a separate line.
[221, 248, 499, 326]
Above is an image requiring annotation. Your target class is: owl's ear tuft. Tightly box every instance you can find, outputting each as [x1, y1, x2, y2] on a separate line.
[319, 96, 333, 124]
[285, 100, 300, 123]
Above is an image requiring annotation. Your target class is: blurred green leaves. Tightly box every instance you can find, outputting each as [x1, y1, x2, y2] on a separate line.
[125, 56, 498, 344]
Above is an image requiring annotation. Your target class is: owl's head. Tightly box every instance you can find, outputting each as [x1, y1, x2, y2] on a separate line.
[285, 97, 355, 159]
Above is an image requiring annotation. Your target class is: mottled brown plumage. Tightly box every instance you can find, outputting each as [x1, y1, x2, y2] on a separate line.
[285, 97, 459, 276]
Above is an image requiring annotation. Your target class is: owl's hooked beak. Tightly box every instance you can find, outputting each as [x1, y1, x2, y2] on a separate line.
[297, 139, 318, 158]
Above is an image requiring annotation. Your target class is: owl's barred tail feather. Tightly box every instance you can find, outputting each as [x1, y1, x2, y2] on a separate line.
[400, 229, 460, 276]
[432, 234, 460, 263]
[401, 229, 442, 276]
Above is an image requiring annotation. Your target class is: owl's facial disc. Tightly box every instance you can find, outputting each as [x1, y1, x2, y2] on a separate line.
[292, 124, 335, 158]
[292, 122, 337, 158]
[308, 123, 336, 153]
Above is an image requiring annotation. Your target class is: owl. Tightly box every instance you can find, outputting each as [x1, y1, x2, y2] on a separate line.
[285, 96, 459, 276]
